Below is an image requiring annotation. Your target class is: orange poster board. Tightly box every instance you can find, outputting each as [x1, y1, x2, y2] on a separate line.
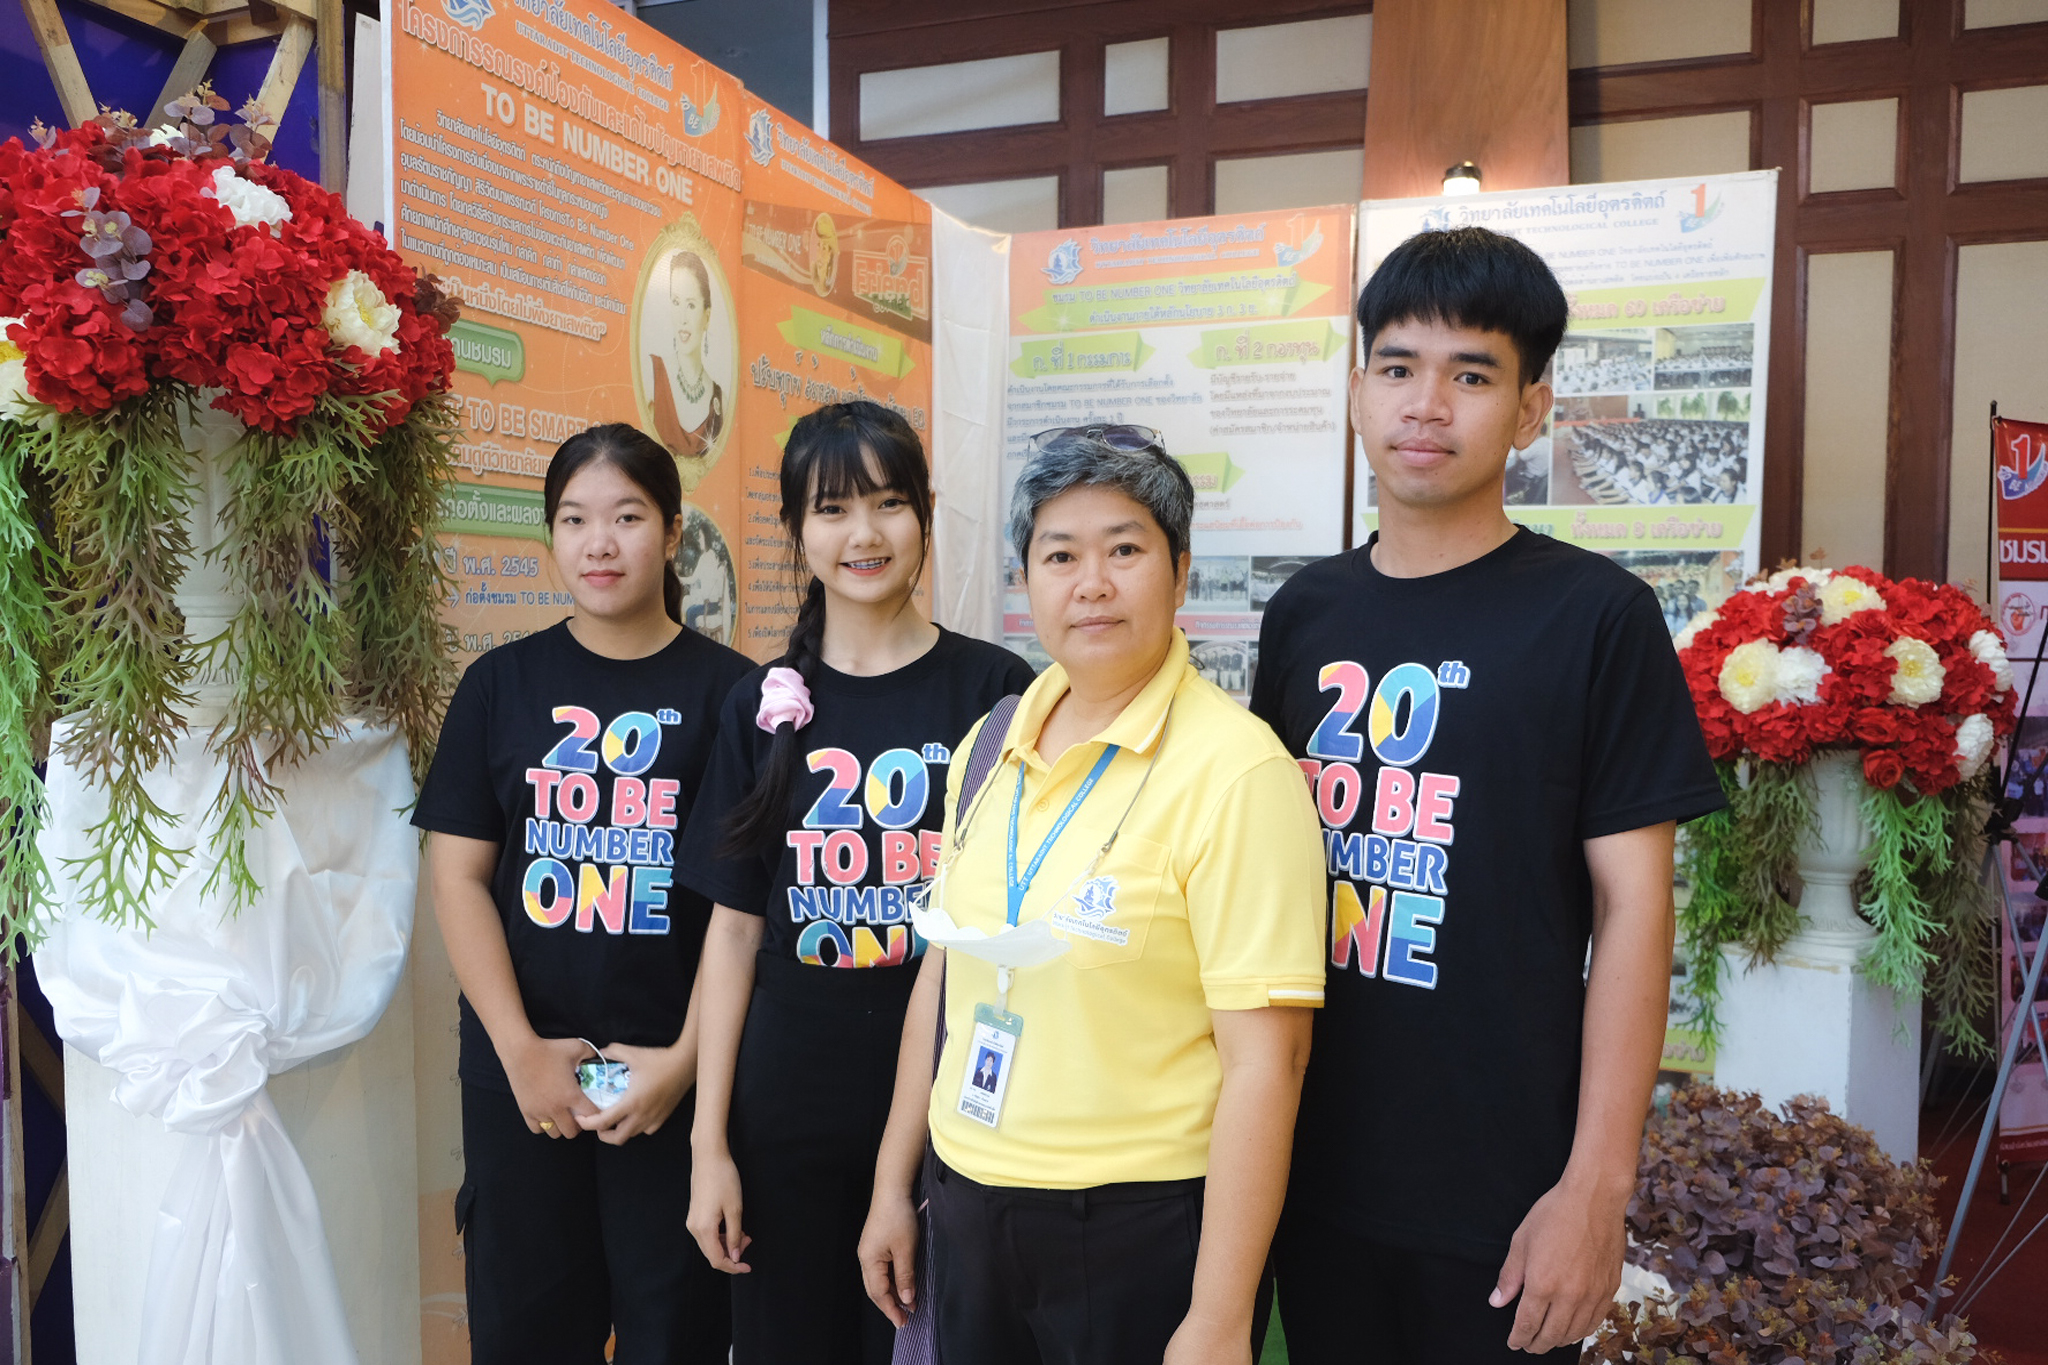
[732, 93, 934, 649]
[387, 0, 747, 662]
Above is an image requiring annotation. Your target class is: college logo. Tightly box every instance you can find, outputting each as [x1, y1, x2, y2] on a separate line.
[1275, 227, 1324, 268]
[1070, 875, 1117, 920]
[441, 0, 492, 30]
[1418, 206, 1453, 232]
[1051, 875, 1130, 945]
[680, 92, 721, 138]
[1041, 239, 1083, 285]
[1999, 426, 2048, 500]
[1678, 183, 1724, 234]
[746, 108, 775, 166]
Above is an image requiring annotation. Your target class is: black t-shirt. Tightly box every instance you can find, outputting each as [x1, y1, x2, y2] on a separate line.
[413, 619, 754, 1090]
[1250, 529, 1723, 1262]
[675, 628, 1036, 970]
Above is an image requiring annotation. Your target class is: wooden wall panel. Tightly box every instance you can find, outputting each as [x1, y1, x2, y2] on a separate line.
[1362, 0, 1569, 198]
[829, 0, 1372, 224]
[1568, 0, 2048, 581]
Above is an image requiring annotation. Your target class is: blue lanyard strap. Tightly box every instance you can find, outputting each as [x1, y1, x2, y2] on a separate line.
[1006, 745, 1120, 927]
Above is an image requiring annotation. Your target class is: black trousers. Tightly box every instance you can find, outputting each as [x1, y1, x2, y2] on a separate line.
[728, 953, 915, 1365]
[457, 1081, 730, 1365]
[1273, 1210, 1584, 1364]
[928, 1158, 1209, 1365]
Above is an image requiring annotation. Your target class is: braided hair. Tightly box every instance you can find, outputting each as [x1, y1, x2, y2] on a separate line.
[720, 401, 933, 857]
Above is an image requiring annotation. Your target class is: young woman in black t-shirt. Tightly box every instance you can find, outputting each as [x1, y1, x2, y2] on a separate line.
[413, 424, 752, 1365]
[676, 402, 1034, 1364]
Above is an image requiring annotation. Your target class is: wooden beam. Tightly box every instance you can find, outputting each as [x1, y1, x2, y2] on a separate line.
[152, 23, 218, 128]
[1362, 0, 1569, 198]
[316, 0, 346, 192]
[18, 0, 97, 127]
[253, 13, 315, 128]
[206, 0, 315, 23]
[210, 10, 288, 46]
[13, 1016, 60, 1121]
[24, 1166, 65, 1310]
[5, 968, 31, 1363]
[74, 0, 197, 37]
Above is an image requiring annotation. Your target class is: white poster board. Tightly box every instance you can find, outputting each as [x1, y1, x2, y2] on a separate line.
[1357, 171, 1778, 631]
[999, 207, 1357, 699]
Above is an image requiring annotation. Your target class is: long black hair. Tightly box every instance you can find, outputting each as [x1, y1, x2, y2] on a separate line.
[544, 423, 685, 624]
[721, 401, 933, 858]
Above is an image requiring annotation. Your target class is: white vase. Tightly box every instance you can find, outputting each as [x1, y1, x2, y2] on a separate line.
[1786, 748, 1878, 957]
[171, 395, 247, 727]
[1713, 747, 1919, 1161]
[41, 399, 428, 1365]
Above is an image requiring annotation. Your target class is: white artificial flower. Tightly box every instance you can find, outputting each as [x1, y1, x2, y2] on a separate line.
[1955, 713, 1996, 779]
[1969, 629, 2015, 693]
[148, 124, 179, 147]
[1885, 636, 1945, 707]
[206, 164, 292, 231]
[1766, 565, 1833, 593]
[1673, 604, 1721, 653]
[1719, 639, 1782, 714]
[1774, 646, 1830, 705]
[1817, 573, 1886, 625]
[0, 317, 39, 423]
[322, 270, 401, 357]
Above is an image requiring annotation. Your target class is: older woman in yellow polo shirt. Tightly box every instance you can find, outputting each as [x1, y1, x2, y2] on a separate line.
[857, 427, 1326, 1365]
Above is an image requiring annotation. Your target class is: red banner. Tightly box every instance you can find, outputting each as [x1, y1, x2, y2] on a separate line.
[1996, 416, 2048, 579]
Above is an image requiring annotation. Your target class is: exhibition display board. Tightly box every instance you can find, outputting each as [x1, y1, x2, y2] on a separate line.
[1993, 412, 2048, 1163]
[1002, 209, 1355, 698]
[385, 0, 931, 667]
[1358, 171, 1777, 634]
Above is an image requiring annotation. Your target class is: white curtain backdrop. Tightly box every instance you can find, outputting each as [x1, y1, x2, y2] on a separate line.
[37, 720, 418, 1365]
[929, 207, 1012, 644]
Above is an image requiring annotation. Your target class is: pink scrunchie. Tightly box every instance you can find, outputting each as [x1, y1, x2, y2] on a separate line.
[756, 667, 814, 733]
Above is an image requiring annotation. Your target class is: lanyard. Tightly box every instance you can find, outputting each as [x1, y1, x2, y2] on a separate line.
[1006, 744, 1119, 927]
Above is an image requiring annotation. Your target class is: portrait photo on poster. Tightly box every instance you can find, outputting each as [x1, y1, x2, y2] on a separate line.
[632, 217, 739, 491]
[675, 503, 739, 647]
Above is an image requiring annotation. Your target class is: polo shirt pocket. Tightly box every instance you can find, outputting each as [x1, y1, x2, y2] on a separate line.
[1049, 833, 1170, 968]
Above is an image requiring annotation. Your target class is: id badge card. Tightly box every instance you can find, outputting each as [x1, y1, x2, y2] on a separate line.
[955, 1002, 1023, 1128]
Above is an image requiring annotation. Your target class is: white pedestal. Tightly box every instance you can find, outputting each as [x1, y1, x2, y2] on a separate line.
[1713, 941, 1920, 1162]
[63, 964, 425, 1365]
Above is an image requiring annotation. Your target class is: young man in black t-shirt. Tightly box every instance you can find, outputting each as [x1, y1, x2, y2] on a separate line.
[1252, 227, 1723, 1360]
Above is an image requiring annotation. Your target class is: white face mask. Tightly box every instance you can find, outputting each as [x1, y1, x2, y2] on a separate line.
[912, 904, 1072, 970]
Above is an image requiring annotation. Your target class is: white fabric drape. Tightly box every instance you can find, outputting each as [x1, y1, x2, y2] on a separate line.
[929, 208, 1013, 644]
[37, 720, 418, 1365]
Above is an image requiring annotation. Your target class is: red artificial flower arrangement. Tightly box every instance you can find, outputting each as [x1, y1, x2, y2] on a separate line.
[0, 98, 454, 434]
[1675, 565, 2018, 794]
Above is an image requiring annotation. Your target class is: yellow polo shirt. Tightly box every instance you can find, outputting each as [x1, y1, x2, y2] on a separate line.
[928, 631, 1325, 1189]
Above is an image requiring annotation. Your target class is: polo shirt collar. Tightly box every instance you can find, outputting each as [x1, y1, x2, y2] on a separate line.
[1004, 630, 1190, 768]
